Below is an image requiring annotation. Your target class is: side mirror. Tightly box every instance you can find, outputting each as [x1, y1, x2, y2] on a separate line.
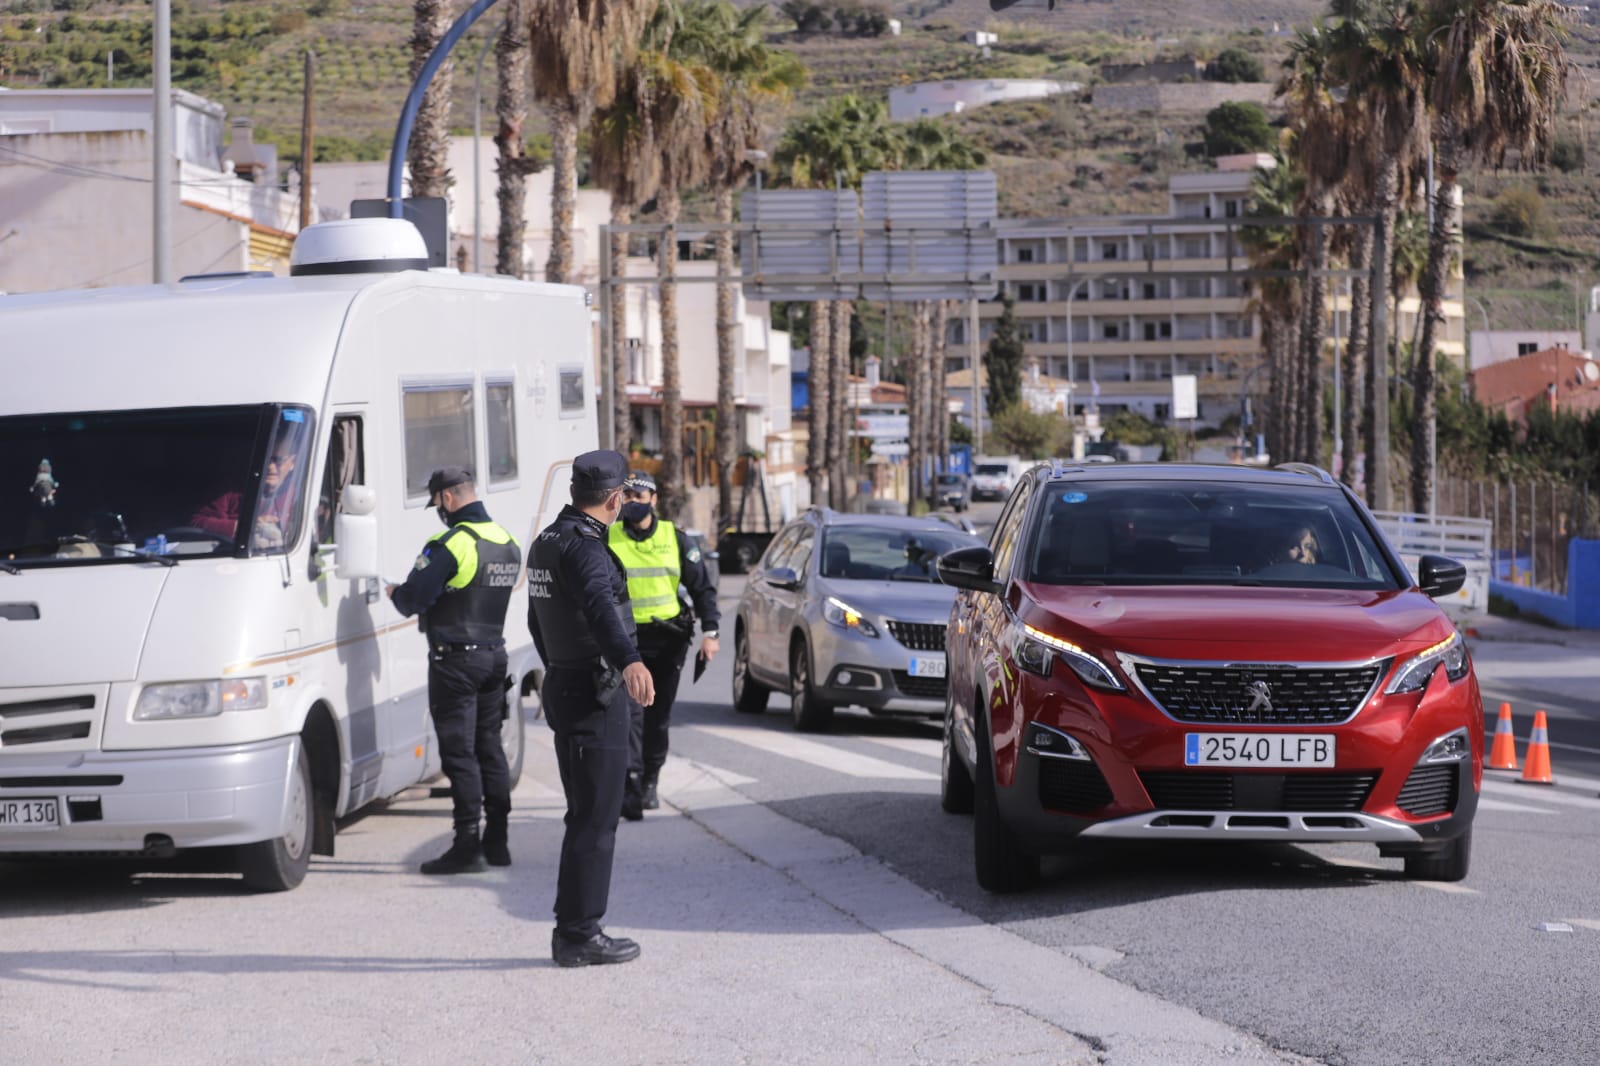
[1417, 554, 1466, 599]
[938, 545, 1001, 594]
[764, 566, 801, 591]
[333, 484, 380, 580]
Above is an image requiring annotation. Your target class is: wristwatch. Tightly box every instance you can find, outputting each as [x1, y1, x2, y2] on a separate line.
[703, 630, 719, 639]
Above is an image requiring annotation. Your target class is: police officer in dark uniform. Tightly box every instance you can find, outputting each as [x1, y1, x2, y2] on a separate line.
[387, 467, 522, 875]
[610, 470, 721, 819]
[526, 450, 655, 967]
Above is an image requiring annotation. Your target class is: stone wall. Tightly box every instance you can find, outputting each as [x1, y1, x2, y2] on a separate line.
[1092, 83, 1277, 112]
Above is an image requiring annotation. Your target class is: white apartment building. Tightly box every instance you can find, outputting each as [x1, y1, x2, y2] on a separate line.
[948, 154, 1466, 428]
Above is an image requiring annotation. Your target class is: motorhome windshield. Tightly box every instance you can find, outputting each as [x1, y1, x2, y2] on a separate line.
[1, 405, 313, 566]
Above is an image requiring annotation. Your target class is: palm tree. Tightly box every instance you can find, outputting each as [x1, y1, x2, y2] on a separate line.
[406, 0, 455, 199]
[589, 56, 662, 454]
[1242, 155, 1304, 464]
[527, 0, 657, 284]
[674, 0, 804, 521]
[1328, 0, 1431, 508]
[494, 0, 540, 278]
[1409, 0, 1569, 511]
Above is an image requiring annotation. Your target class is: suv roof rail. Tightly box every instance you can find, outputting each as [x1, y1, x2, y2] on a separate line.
[1274, 462, 1336, 485]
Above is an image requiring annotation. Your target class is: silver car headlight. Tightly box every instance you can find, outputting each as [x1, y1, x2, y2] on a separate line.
[134, 677, 269, 720]
[823, 596, 880, 637]
[1385, 632, 1469, 694]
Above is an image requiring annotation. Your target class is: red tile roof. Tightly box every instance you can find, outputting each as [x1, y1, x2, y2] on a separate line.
[1469, 346, 1600, 420]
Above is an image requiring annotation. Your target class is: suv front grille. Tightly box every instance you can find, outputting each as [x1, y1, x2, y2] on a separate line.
[886, 621, 946, 652]
[890, 671, 947, 699]
[1396, 764, 1457, 817]
[1129, 660, 1388, 725]
[1140, 771, 1378, 811]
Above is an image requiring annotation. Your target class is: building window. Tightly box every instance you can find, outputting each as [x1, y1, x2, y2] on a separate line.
[1102, 242, 1120, 260]
[485, 379, 518, 484]
[1143, 283, 1157, 300]
[1517, 342, 1538, 356]
[1224, 200, 1240, 218]
[403, 383, 475, 499]
[1182, 238, 1208, 259]
[1016, 246, 1035, 263]
[1182, 277, 1208, 298]
[1102, 323, 1121, 340]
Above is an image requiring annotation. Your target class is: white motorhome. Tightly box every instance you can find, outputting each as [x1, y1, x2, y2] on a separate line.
[0, 218, 596, 890]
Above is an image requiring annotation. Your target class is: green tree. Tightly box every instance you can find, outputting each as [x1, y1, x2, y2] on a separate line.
[983, 297, 1025, 416]
[1211, 47, 1266, 83]
[1203, 101, 1274, 156]
[989, 407, 1066, 460]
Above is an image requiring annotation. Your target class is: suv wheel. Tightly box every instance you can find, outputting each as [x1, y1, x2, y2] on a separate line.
[789, 638, 834, 732]
[973, 719, 1039, 892]
[940, 695, 974, 814]
[732, 627, 770, 714]
[1403, 828, 1471, 882]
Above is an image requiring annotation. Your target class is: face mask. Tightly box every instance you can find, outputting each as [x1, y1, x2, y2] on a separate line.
[620, 501, 653, 525]
[435, 505, 451, 527]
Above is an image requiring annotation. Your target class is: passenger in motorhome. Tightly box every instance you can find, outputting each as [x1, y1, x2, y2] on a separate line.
[526, 449, 655, 968]
[192, 416, 305, 551]
[386, 467, 522, 876]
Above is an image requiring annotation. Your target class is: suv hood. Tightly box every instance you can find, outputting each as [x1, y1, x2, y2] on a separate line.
[0, 565, 168, 686]
[1018, 583, 1453, 659]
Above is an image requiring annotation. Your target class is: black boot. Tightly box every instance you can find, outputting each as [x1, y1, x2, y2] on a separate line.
[482, 811, 511, 868]
[552, 928, 642, 968]
[420, 828, 487, 875]
[621, 772, 644, 822]
[641, 771, 660, 811]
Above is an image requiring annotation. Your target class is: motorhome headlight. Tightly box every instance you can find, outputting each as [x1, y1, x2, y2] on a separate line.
[1385, 632, 1469, 694]
[135, 678, 268, 720]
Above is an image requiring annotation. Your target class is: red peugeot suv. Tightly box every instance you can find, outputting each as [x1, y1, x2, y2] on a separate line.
[938, 462, 1481, 892]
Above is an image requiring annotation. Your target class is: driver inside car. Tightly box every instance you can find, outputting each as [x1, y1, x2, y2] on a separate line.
[191, 419, 304, 552]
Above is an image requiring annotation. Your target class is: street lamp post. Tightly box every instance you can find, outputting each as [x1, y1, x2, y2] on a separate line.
[469, 19, 501, 275]
[1065, 276, 1091, 416]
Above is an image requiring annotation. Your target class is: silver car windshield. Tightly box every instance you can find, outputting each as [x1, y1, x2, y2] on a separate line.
[1024, 481, 1403, 589]
[821, 526, 981, 583]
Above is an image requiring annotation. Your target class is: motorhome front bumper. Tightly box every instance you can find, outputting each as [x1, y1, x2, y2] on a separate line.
[0, 736, 299, 854]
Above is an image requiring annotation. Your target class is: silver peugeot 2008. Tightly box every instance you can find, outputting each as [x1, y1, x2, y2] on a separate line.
[731, 509, 984, 731]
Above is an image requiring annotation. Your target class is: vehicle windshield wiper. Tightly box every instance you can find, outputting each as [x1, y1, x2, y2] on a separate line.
[57, 536, 178, 567]
[0, 560, 19, 575]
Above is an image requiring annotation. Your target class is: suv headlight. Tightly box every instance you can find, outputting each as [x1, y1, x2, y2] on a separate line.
[823, 596, 879, 637]
[1385, 632, 1470, 694]
[134, 677, 269, 720]
[1017, 624, 1123, 690]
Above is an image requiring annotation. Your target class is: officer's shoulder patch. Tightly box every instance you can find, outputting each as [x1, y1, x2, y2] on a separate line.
[687, 546, 702, 563]
[413, 553, 430, 572]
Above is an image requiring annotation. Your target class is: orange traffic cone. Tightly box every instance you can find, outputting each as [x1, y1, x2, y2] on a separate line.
[1516, 710, 1555, 786]
[1487, 702, 1519, 771]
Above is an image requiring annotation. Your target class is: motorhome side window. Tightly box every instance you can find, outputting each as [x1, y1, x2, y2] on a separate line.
[316, 415, 365, 544]
[0, 404, 282, 564]
[558, 366, 585, 419]
[402, 383, 475, 499]
[485, 380, 517, 484]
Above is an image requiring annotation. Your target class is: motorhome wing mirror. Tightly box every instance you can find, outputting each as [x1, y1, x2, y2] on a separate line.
[334, 511, 381, 580]
[341, 484, 377, 516]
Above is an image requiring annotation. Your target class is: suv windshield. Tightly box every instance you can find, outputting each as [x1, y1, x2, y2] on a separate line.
[2, 405, 313, 565]
[1023, 480, 1402, 589]
[821, 525, 980, 582]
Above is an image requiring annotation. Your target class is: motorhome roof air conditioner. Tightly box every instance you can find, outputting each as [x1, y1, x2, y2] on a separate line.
[289, 218, 431, 277]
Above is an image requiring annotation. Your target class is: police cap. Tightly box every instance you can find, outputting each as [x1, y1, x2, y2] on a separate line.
[571, 449, 629, 494]
[426, 466, 474, 502]
[624, 470, 657, 492]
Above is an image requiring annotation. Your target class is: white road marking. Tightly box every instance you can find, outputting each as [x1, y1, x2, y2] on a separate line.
[855, 734, 942, 758]
[691, 724, 939, 781]
[1482, 779, 1600, 812]
[1562, 918, 1600, 932]
[1413, 880, 1478, 895]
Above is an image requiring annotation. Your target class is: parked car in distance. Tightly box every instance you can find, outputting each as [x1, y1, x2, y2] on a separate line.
[970, 456, 1022, 501]
[939, 461, 1482, 893]
[932, 472, 972, 512]
[732, 510, 984, 731]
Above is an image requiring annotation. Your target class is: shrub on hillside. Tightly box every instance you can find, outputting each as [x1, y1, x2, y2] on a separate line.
[1548, 136, 1584, 174]
[1209, 48, 1264, 84]
[1203, 101, 1273, 157]
[1490, 186, 1551, 239]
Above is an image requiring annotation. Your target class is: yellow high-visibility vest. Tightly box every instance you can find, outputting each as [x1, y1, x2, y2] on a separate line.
[609, 519, 682, 624]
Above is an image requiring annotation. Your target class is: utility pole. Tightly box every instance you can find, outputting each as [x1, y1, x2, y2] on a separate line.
[969, 298, 983, 454]
[151, 0, 172, 283]
[298, 52, 316, 233]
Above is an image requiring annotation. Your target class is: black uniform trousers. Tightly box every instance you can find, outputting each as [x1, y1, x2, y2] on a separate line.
[427, 645, 512, 831]
[628, 624, 690, 781]
[543, 664, 631, 941]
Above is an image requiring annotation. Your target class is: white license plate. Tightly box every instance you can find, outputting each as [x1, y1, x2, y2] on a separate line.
[908, 656, 947, 678]
[1184, 733, 1335, 768]
[0, 797, 60, 830]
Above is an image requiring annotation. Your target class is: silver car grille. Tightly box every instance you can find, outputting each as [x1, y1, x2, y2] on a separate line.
[1122, 657, 1389, 726]
[886, 621, 946, 652]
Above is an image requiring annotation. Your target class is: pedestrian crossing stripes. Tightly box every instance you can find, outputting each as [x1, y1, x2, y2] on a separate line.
[690, 724, 939, 781]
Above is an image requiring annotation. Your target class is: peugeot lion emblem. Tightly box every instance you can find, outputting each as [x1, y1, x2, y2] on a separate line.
[1245, 680, 1274, 713]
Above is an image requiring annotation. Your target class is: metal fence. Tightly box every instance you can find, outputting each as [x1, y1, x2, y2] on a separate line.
[1434, 474, 1600, 596]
